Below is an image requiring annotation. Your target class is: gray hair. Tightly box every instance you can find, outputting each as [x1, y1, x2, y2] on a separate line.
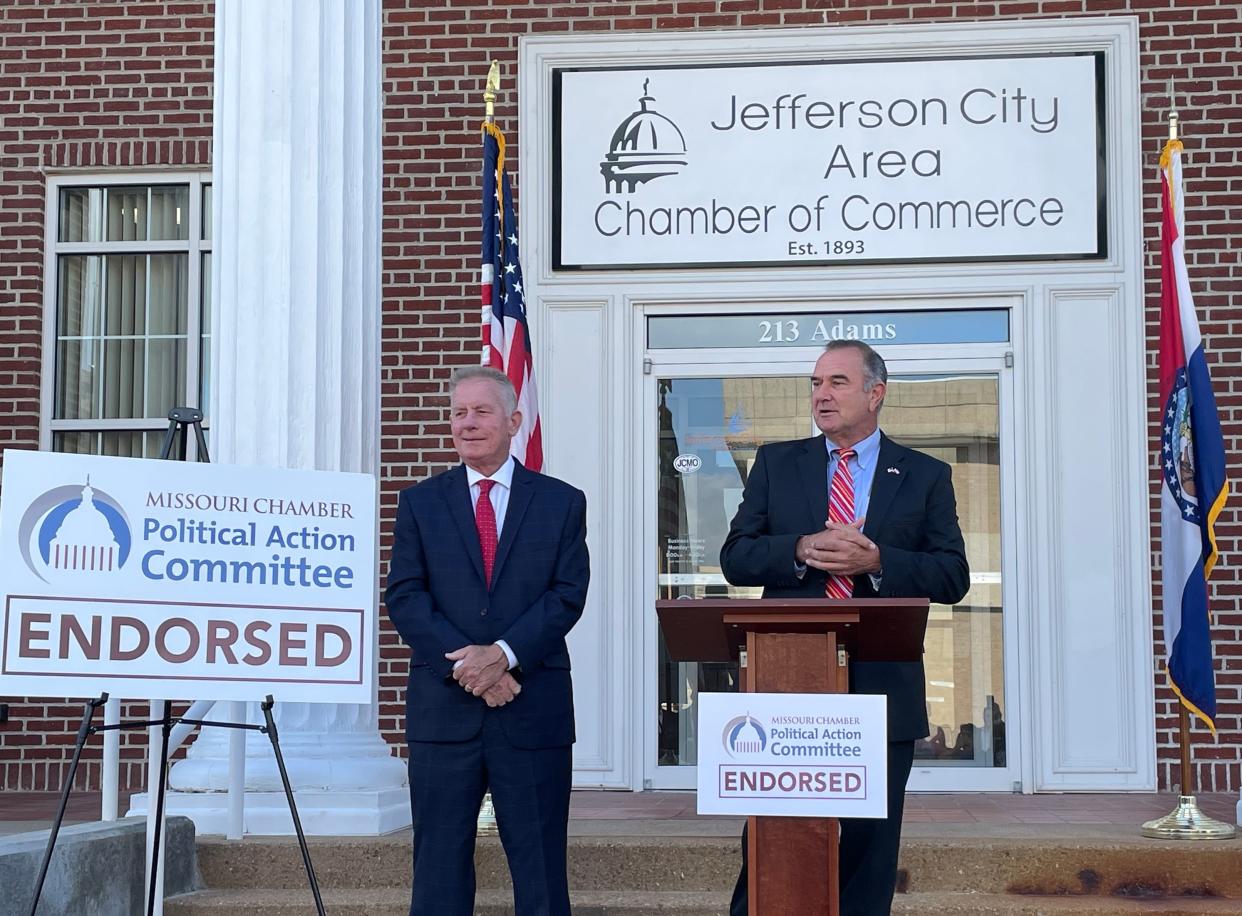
[449, 365, 518, 415]
[823, 339, 887, 392]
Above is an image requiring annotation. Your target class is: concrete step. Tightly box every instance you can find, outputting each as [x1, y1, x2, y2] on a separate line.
[194, 832, 1242, 898]
[165, 888, 1242, 916]
[197, 835, 738, 892]
[892, 894, 1242, 915]
[897, 834, 1242, 897]
[165, 888, 733, 915]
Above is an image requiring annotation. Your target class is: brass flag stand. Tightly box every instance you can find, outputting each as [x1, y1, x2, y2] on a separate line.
[475, 57, 503, 840]
[1141, 106, 1235, 843]
[1141, 705, 1235, 840]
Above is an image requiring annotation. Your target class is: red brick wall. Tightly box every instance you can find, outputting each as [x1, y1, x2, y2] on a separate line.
[1, 0, 1238, 795]
[0, 0, 213, 791]
[377, 0, 1242, 794]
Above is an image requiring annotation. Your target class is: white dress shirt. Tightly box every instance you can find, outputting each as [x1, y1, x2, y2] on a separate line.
[465, 456, 518, 670]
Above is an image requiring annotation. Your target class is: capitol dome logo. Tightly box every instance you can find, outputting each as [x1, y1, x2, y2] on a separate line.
[600, 79, 688, 194]
[17, 478, 133, 582]
[723, 713, 768, 757]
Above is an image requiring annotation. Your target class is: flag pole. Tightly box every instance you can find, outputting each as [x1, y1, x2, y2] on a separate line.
[476, 58, 502, 840]
[1141, 104, 1234, 840]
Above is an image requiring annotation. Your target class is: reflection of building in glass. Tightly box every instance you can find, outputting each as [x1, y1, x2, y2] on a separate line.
[884, 377, 1005, 768]
[50, 479, 118, 571]
[655, 372, 1007, 769]
[600, 80, 688, 194]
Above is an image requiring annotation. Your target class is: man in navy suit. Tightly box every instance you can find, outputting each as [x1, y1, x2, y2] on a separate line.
[721, 340, 970, 916]
[385, 365, 589, 916]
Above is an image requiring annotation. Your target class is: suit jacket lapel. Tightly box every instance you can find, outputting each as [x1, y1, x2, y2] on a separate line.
[863, 433, 907, 539]
[443, 465, 486, 585]
[796, 436, 830, 532]
[490, 460, 534, 588]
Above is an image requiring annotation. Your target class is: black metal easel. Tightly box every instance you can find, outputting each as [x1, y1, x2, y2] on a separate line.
[26, 408, 326, 916]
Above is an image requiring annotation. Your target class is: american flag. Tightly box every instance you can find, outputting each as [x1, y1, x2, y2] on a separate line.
[481, 122, 542, 472]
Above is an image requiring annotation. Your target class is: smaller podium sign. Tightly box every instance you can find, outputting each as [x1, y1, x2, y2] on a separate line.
[697, 692, 888, 819]
[0, 450, 376, 704]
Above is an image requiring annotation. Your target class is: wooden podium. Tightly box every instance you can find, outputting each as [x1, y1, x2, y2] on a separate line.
[656, 597, 929, 916]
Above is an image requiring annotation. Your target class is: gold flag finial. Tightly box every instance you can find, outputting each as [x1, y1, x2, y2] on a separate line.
[484, 61, 501, 125]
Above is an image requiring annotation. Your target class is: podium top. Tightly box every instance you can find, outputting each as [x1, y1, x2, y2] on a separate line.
[655, 597, 929, 664]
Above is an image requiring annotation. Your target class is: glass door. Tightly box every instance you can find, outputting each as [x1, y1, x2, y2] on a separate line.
[644, 361, 1017, 792]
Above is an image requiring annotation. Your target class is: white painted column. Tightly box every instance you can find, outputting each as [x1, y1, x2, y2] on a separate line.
[128, 0, 408, 836]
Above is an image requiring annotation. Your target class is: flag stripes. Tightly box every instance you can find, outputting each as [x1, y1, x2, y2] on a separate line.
[481, 122, 543, 472]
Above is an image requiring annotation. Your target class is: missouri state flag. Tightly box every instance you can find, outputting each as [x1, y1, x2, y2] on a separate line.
[1157, 136, 1229, 733]
[480, 121, 543, 472]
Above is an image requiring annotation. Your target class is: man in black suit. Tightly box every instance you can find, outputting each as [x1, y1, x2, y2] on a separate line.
[385, 365, 589, 916]
[721, 339, 970, 916]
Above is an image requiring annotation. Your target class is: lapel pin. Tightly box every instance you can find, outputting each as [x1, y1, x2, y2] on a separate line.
[886, 467, 900, 475]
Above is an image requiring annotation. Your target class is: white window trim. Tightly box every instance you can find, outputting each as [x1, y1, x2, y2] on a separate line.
[40, 170, 213, 455]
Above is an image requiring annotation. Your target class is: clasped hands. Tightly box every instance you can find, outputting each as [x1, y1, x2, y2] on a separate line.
[796, 518, 881, 576]
[446, 644, 521, 708]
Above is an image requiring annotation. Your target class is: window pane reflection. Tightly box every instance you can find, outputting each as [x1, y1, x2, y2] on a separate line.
[882, 376, 1005, 768]
[656, 376, 807, 767]
[59, 188, 104, 242]
[53, 430, 163, 459]
[149, 185, 189, 241]
[106, 186, 148, 241]
[654, 374, 1005, 770]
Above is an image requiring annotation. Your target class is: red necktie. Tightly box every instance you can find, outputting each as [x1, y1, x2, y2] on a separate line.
[475, 479, 498, 585]
[825, 448, 856, 600]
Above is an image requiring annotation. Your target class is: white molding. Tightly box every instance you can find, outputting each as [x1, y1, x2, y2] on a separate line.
[1032, 286, 1154, 790]
[543, 298, 633, 786]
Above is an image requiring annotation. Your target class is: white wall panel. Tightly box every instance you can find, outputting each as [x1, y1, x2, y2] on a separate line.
[1029, 288, 1154, 789]
[543, 301, 629, 786]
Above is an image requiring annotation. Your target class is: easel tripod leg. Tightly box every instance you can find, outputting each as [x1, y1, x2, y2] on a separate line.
[145, 700, 173, 916]
[26, 694, 107, 916]
[261, 697, 326, 916]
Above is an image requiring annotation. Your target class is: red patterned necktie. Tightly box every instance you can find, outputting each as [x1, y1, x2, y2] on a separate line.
[475, 479, 498, 585]
[825, 448, 857, 600]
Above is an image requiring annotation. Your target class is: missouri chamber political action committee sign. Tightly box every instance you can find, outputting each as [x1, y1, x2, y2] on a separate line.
[697, 692, 888, 819]
[555, 52, 1105, 269]
[0, 450, 377, 704]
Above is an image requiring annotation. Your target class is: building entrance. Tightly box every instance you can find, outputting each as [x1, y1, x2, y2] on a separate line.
[638, 307, 1020, 792]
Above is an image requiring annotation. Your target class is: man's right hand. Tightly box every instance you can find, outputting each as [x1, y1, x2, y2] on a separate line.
[481, 673, 522, 708]
[797, 518, 879, 574]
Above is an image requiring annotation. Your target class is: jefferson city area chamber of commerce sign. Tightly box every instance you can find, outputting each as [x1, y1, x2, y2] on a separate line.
[553, 53, 1106, 270]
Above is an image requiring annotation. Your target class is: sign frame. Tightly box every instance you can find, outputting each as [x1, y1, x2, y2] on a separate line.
[0, 450, 378, 704]
[552, 50, 1108, 271]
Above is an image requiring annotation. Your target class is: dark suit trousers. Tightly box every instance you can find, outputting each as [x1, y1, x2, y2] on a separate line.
[729, 741, 916, 916]
[407, 712, 573, 916]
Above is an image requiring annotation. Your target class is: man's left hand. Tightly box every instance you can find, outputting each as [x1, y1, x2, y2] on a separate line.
[814, 522, 881, 576]
[447, 644, 509, 696]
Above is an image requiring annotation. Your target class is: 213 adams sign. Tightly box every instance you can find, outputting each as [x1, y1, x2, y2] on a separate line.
[553, 53, 1105, 270]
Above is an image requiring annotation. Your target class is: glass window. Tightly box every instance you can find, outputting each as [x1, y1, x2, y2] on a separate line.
[47, 177, 211, 458]
[654, 373, 1005, 770]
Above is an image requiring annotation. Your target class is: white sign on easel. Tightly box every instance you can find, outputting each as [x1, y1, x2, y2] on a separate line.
[697, 692, 888, 819]
[0, 449, 376, 704]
